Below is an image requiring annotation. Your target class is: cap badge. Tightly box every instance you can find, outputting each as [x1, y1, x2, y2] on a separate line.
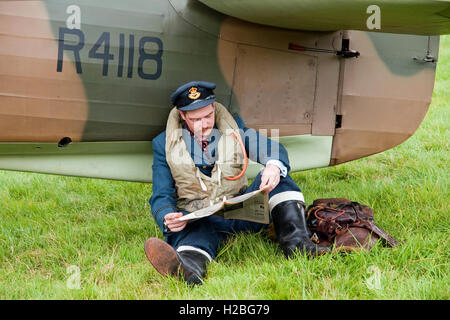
[188, 87, 201, 100]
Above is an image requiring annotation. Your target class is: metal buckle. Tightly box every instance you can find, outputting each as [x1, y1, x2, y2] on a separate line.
[310, 232, 319, 244]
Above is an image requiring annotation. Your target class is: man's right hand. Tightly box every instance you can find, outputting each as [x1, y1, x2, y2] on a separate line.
[164, 212, 187, 232]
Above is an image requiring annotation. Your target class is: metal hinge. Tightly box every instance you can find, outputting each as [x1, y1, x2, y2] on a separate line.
[413, 36, 437, 63]
[336, 38, 360, 58]
[335, 114, 343, 129]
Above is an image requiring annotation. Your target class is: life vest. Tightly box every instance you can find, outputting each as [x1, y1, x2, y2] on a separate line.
[165, 102, 248, 212]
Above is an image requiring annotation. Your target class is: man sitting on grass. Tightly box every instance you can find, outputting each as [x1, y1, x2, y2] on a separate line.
[145, 81, 329, 285]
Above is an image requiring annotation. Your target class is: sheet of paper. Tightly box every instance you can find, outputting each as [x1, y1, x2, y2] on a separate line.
[178, 202, 224, 221]
[178, 186, 270, 223]
[224, 191, 269, 224]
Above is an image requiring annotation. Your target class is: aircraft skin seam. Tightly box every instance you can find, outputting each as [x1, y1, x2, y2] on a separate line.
[167, 0, 221, 38]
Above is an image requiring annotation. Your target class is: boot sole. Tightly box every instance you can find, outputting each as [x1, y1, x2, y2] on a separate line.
[144, 238, 180, 277]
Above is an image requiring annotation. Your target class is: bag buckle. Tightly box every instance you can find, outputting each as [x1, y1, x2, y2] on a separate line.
[310, 232, 319, 244]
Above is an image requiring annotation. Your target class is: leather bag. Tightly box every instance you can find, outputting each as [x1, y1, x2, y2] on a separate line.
[306, 198, 400, 251]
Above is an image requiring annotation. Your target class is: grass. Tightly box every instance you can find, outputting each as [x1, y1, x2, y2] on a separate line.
[0, 35, 449, 300]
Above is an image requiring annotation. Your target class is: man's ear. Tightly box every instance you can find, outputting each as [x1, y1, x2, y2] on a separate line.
[178, 109, 186, 121]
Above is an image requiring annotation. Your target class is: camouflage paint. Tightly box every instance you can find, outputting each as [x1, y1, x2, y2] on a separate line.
[331, 30, 439, 164]
[367, 32, 439, 76]
[0, 1, 88, 142]
[44, 0, 230, 142]
[0, 0, 445, 181]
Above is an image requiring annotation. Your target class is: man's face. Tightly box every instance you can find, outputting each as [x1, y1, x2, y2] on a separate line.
[179, 103, 215, 140]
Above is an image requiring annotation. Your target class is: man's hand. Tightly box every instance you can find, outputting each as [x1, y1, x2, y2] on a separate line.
[164, 212, 187, 232]
[259, 164, 281, 194]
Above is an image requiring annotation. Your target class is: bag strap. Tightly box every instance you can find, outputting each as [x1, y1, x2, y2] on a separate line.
[313, 206, 347, 222]
[365, 222, 400, 247]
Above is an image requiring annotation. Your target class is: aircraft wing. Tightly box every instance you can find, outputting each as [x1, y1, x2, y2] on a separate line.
[198, 0, 450, 35]
[0, 0, 444, 182]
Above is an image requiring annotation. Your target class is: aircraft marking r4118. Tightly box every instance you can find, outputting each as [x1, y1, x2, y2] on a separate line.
[57, 28, 163, 80]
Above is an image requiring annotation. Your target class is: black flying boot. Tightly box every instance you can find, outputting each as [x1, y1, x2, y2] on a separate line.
[144, 238, 209, 285]
[271, 200, 330, 258]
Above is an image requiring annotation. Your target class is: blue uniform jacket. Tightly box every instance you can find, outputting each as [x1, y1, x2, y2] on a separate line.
[149, 116, 291, 230]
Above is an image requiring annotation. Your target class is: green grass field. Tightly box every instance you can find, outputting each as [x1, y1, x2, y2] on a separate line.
[0, 36, 449, 300]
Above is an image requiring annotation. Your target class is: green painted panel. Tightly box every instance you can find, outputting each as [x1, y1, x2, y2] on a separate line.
[200, 0, 450, 35]
[367, 33, 440, 76]
[0, 141, 154, 182]
[0, 135, 332, 182]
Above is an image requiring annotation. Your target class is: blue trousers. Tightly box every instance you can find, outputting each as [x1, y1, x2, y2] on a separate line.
[165, 172, 302, 260]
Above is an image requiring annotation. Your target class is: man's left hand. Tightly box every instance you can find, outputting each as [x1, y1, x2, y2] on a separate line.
[259, 164, 281, 194]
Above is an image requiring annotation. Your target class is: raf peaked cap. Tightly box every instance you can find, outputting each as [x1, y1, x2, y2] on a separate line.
[170, 81, 216, 111]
